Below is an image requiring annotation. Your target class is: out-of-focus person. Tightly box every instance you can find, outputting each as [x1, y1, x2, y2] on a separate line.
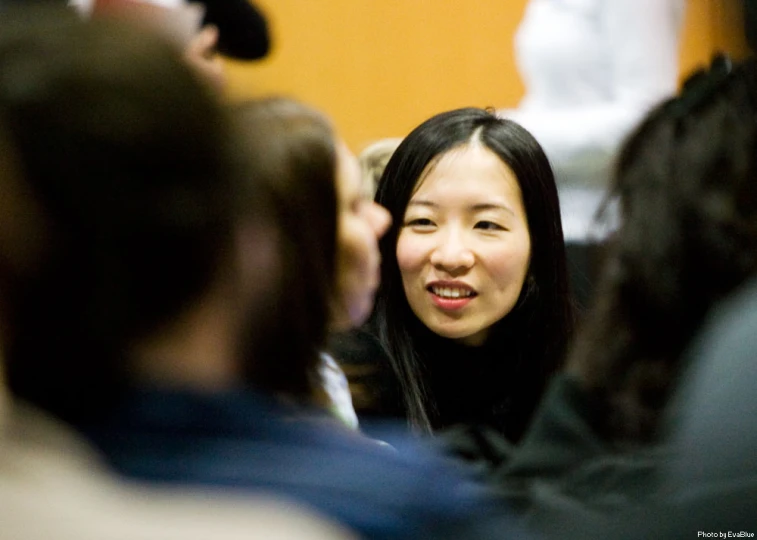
[500, 0, 685, 235]
[493, 54, 757, 536]
[358, 137, 402, 199]
[68, 0, 229, 93]
[0, 7, 350, 539]
[74, 94, 524, 540]
[198, 0, 270, 60]
[70, 0, 270, 60]
[0, 401, 356, 540]
[0, 11, 525, 537]
[225, 97, 392, 430]
[596, 275, 757, 539]
[499, 0, 686, 312]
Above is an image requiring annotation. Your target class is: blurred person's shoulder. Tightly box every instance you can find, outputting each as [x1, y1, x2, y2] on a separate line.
[85, 387, 522, 539]
[0, 400, 356, 540]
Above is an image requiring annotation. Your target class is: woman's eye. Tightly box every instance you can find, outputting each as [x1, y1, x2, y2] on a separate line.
[405, 218, 435, 227]
[474, 220, 505, 231]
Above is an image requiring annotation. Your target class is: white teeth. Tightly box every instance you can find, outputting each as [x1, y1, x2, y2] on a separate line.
[431, 286, 474, 299]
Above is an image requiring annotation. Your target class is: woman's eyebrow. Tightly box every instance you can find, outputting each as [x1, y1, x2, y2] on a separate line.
[407, 200, 515, 217]
[406, 200, 438, 208]
[470, 203, 515, 216]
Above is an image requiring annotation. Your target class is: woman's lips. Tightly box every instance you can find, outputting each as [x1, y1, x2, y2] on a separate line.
[429, 293, 474, 311]
[426, 282, 477, 311]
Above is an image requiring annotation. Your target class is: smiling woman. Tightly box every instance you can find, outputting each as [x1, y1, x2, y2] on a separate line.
[345, 108, 575, 446]
[397, 143, 532, 347]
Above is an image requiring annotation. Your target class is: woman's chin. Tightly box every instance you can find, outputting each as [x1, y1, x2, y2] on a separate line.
[330, 300, 371, 332]
[347, 297, 375, 329]
[423, 323, 488, 346]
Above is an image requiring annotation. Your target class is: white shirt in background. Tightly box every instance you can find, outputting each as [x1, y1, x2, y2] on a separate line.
[501, 0, 685, 240]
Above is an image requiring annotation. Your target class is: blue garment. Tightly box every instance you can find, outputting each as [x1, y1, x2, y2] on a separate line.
[81, 388, 518, 540]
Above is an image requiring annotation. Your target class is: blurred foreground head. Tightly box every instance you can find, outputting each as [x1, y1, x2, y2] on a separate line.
[0, 6, 245, 423]
[229, 98, 337, 400]
[230, 97, 390, 401]
[570, 55, 757, 443]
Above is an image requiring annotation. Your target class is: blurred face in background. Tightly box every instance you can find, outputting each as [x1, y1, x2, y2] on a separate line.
[396, 143, 531, 346]
[332, 140, 391, 330]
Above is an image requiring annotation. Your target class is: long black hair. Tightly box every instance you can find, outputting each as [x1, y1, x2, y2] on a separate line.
[568, 56, 757, 444]
[372, 107, 574, 437]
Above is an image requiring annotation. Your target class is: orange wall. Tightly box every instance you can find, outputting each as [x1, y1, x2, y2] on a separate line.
[680, 0, 749, 78]
[225, 0, 749, 151]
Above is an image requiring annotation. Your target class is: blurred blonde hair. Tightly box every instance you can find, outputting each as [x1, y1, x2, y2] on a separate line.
[358, 137, 402, 198]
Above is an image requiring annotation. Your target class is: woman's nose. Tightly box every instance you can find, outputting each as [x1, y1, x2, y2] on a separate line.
[368, 202, 391, 239]
[429, 229, 475, 272]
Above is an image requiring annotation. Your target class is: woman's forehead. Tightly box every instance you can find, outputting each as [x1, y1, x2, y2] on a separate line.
[411, 144, 518, 200]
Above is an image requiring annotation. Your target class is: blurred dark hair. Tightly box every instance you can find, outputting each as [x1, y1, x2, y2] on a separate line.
[229, 97, 338, 401]
[373, 107, 574, 435]
[0, 7, 234, 423]
[568, 55, 757, 444]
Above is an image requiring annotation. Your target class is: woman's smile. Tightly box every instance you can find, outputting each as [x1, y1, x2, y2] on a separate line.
[396, 143, 531, 345]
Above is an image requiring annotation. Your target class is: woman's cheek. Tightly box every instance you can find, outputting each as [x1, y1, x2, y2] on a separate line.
[396, 231, 423, 275]
[487, 240, 531, 285]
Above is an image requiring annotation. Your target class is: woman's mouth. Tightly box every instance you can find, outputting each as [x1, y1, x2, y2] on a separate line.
[426, 284, 477, 311]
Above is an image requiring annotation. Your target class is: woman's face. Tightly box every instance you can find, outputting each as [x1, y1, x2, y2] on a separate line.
[332, 140, 391, 330]
[396, 143, 531, 346]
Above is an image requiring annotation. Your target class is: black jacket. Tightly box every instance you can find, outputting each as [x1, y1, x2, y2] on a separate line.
[329, 325, 546, 445]
[488, 374, 666, 535]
